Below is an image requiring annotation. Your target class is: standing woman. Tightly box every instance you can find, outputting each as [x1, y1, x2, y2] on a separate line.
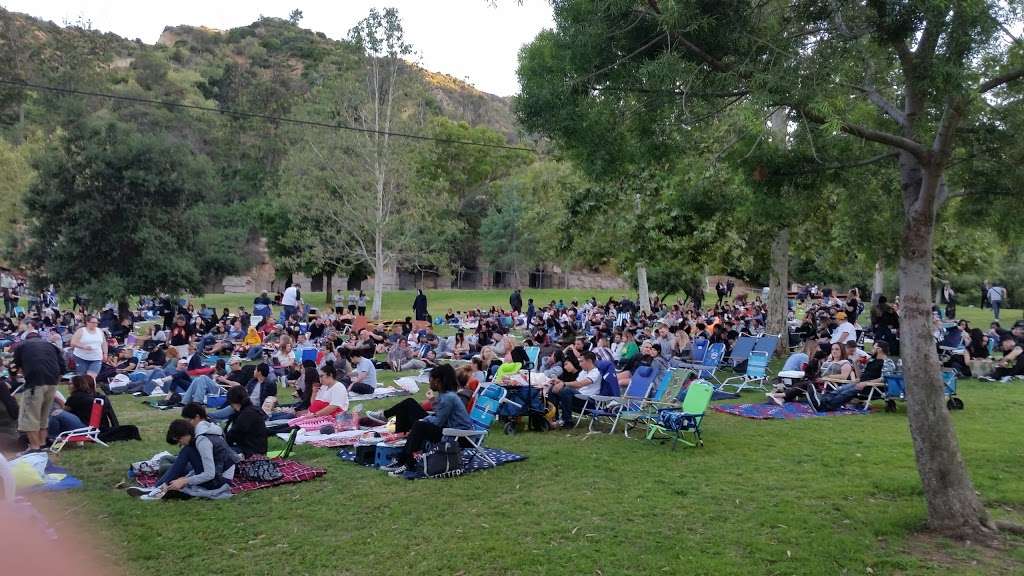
[70, 315, 107, 377]
[357, 290, 368, 317]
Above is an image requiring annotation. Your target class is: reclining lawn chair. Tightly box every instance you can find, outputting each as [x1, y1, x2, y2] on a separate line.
[444, 382, 507, 467]
[645, 379, 714, 449]
[572, 360, 620, 430]
[575, 365, 654, 433]
[718, 350, 770, 394]
[614, 369, 678, 437]
[677, 342, 727, 387]
[50, 398, 109, 453]
[727, 335, 757, 369]
[751, 334, 781, 358]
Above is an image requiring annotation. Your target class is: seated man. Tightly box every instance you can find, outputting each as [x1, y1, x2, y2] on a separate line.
[349, 350, 378, 395]
[388, 339, 426, 372]
[548, 351, 601, 429]
[980, 336, 1024, 381]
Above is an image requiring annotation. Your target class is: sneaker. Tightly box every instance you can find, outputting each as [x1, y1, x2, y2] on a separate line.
[978, 376, 995, 382]
[387, 465, 408, 477]
[805, 384, 821, 412]
[999, 376, 1013, 383]
[367, 410, 385, 421]
[126, 486, 153, 498]
[139, 485, 167, 501]
[379, 460, 404, 472]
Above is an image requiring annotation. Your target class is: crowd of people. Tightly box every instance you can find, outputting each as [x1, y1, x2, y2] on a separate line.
[1, 278, 1021, 493]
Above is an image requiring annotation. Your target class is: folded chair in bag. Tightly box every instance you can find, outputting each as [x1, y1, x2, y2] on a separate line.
[50, 398, 109, 453]
[718, 350, 770, 394]
[646, 379, 714, 449]
[444, 382, 506, 467]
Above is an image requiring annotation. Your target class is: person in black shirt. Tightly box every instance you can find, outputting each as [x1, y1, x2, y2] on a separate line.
[224, 385, 267, 457]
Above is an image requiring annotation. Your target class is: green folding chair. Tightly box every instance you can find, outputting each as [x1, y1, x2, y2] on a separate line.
[645, 379, 713, 449]
[267, 427, 298, 460]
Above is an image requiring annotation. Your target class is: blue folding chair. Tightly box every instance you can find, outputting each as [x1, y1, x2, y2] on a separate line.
[718, 350, 770, 393]
[444, 383, 507, 467]
[727, 336, 757, 368]
[752, 334, 781, 357]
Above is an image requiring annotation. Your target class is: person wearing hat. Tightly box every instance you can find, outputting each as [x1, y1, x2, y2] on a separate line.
[830, 311, 857, 345]
[11, 327, 66, 452]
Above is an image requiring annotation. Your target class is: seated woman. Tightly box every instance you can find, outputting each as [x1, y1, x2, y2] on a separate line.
[224, 385, 268, 458]
[49, 375, 119, 439]
[821, 342, 854, 381]
[379, 364, 474, 476]
[128, 403, 241, 500]
[452, 331, 471, 360]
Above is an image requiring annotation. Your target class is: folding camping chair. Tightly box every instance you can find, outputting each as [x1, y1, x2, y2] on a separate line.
[573, 360, 623, 431]
[727, 335, 757, 368]
[645, 379, 714, 449]
[50, 398, 108, 453]
[575, 365, 655, 433]
[678, 342, 727, 387]
[718, 350, 771, 394]
[614, 368, 678, 437]
[444, 382, 507, 467]
[267, 427, 298, 460]
[752, 334, 781, 358]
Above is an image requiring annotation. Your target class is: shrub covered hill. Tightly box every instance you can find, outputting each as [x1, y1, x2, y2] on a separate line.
[0, 9, 528, 289]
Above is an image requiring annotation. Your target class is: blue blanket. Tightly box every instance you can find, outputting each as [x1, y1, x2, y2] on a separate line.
[338, 447, 526, 479]
[21, 463, 84, 493]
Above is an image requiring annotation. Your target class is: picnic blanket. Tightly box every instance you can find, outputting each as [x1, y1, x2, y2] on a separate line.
[133, 459, 325, 494]
[348, 386, 412, 402]
[277, 425, 391, 446]
[20, 463, 84, 494]
[309, 431, 406, 448]
[338, 447, 526, 479]
[714, 401, 868, 420]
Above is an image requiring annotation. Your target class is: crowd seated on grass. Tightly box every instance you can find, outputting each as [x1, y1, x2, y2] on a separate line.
[1, 281, 1022, 462]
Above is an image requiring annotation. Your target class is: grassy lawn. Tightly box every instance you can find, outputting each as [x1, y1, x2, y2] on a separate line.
[29, 289, 1023, 575]
[43, 373, 1024, 575]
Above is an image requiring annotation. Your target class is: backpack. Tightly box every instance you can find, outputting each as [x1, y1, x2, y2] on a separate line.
[236, 457, 283, 482]
[657, 408, 696, 432]
[418, 439, 462, 478]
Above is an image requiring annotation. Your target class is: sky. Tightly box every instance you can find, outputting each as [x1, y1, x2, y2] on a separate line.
[1, 0, 554, 96]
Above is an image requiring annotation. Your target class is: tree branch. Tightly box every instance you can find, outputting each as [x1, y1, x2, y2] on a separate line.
[841, 81, 908, 127]
[797, 106, 927, 159]
[978, 67, 1024, 94]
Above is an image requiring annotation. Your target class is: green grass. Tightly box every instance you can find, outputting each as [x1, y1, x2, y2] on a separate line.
[35, 289, 1024, 575]
[194, 288, 633, 321]
[46, 373, 1024, 575]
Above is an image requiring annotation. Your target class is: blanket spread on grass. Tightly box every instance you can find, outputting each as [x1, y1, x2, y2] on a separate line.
[134, 459, 325, 493]
[20, 463, 83, 494]
[713, 401, 868, 419]
[337, 447, 526, 479]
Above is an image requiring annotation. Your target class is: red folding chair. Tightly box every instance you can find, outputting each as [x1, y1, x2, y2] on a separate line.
[50, 398, 109, 453]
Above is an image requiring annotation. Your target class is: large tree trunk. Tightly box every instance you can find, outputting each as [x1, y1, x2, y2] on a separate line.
[637, 263, 650, 313]
[324, 271, 333, 304]
[372, 229, 384, 320]
[872, 259, 885, 305]
[766, 228, 789, 356]
[899, 159, 992, 539]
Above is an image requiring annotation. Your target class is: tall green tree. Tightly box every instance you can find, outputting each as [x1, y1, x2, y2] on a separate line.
[517, 1, 1024, 539]
[19, 116, 218, 308]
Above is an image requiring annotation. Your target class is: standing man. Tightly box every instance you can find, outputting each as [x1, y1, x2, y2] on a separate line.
[281, 282, 302, 322]
[987, 282, 1007, 321]
[980, 280, 990, 309]
[526, 298, 536, 327]
[726, 279, 735, 298]
[11, 325, 66, 452]
[413, 289, 429, 322]
[510, 289, 523, 315]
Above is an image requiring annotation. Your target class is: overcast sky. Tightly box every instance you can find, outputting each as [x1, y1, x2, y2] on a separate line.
[1, 0, 554, 96]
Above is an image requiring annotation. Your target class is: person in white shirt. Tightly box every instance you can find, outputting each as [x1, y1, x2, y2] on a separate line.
[349, 351, 378, 395]
[281, 283, 302, 321]
[549, 351, 601, 428]
[830, 311, 857, 344]
[308, 364, 349, 417]
[987, 284, 1007, 320]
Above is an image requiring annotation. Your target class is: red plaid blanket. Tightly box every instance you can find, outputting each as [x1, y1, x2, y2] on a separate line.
[135, 459, 326, 494]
